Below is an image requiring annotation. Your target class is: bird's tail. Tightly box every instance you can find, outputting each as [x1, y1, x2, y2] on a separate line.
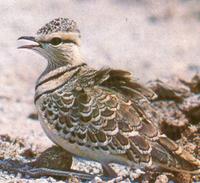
[151, 135, 200, 174]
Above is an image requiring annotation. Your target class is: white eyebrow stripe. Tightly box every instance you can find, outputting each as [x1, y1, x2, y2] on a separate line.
[36, 32, 80, 45]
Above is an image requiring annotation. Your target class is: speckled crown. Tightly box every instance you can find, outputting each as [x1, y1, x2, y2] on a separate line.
[37, 18, 80, 35]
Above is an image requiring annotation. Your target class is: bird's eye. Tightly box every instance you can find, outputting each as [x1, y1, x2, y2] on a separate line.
[50, 37, 62, 46]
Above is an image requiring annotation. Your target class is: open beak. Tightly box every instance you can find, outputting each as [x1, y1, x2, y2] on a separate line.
[18, 36, 40, 49]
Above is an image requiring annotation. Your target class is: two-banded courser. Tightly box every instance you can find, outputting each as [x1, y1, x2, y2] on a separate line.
[18, 18, 200, 176]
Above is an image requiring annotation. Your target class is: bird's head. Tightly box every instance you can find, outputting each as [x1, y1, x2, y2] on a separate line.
[18, 18, 83, 70]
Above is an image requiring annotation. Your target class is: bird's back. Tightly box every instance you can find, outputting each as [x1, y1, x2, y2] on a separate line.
[35, 65, 200, 174]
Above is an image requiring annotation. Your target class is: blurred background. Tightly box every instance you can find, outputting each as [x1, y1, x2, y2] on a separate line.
[0, 0, 200, 146]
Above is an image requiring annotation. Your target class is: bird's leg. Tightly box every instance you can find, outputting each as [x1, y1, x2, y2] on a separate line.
[101, 164, 146, 182]
[102, 163, 118, 178]
[101, 164, 131, 182]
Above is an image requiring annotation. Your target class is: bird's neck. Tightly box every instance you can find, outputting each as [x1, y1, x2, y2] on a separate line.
[41, 48, 84, 78]
[40, 61, 73, 80]
[35, 62, 86, 103]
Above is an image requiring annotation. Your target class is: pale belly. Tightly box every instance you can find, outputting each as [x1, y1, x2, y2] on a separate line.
[39, 114, 130, 166]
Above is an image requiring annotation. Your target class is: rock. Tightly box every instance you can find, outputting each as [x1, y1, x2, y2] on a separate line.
[33, 146, 72, 171]
[155, 174, 168, 183]
[149, 79, 190, 102]
[180, 74, 200, 94]
[28, 112, 38, 120]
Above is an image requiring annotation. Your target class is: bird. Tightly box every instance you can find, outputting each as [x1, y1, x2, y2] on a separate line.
[18, 17, 200, 176]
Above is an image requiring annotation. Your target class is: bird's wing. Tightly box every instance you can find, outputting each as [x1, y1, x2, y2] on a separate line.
[41, 68, 200, 174]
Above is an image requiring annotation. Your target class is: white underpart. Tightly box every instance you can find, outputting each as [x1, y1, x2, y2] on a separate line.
[39, 114, 130, 164]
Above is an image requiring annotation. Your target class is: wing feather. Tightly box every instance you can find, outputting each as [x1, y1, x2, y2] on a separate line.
[39, 68, 200, 174]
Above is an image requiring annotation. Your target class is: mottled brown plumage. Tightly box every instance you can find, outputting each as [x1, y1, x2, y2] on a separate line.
[19, 18, 200, 175]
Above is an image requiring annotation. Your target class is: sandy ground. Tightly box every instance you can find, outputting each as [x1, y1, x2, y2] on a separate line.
[0, 0, 200, 182]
